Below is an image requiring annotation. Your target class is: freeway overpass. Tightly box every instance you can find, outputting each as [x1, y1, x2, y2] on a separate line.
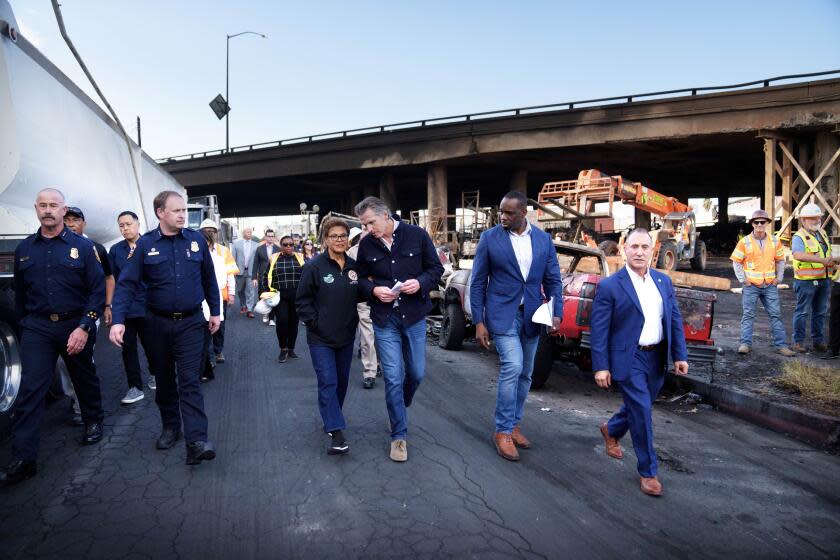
[160, 71, 840, 233]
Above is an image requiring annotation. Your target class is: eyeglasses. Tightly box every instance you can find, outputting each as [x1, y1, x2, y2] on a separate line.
[327, 234, 348, 241]
[753, 220, 768, 225]
[281, 242, 294, 247]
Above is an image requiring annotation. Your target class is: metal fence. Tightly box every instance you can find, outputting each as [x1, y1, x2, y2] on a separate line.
[158, 69, 840, 164]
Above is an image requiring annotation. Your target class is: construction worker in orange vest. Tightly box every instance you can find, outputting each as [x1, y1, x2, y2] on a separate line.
[790, 203, 839, 353]
[730, 210, 796, 357]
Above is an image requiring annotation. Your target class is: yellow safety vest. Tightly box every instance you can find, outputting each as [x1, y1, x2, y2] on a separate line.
[792, 229, 831, 280]
[730, 234, 783, 285]
[266, 252, 305, 291]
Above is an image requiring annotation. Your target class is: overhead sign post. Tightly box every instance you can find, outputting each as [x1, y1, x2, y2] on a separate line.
[209, 94, 230, 121]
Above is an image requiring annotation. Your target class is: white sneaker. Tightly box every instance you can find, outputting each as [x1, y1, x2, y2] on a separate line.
[269, 320, 276, 326]
[262, 314, 269, 324]
[148, 377, 157, 390]
[121, 386, 145, 404]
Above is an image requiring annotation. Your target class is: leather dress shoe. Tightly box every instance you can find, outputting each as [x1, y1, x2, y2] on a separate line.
[363, 377, 375, 389]
[0, 459, 37, 487]
[186, 441, 216, 465]
[156, 428, 182, 450]
[600, 422, 623, 459]
[640, 476, 663, 496]
[83, 422, 103, 445]
[511, 426, 531, 449]
[494, 432, 519, 461]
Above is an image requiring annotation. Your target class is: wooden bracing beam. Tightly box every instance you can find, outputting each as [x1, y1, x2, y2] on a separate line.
[776, 142, 840, 235]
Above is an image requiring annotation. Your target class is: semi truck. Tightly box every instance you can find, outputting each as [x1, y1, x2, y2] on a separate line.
[0, 1, 188, 438]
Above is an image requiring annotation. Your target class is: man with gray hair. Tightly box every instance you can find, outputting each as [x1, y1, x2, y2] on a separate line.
[232, 227, 258, 318]
[355, 196, 444, 462]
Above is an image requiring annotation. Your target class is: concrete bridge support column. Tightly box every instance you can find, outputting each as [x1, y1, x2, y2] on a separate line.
[510, 169, 528, 196]
[427, 165, 448, 244]
[379, 173, 397, 213]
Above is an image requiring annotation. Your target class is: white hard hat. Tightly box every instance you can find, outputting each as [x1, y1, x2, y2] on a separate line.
[254, 291, 280, 315]
[199, 218, 218, 230]
[349, 227, 362, 240]
[799, 203, 823, 219]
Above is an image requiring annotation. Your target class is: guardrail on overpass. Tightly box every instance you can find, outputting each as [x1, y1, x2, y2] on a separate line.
[158, 69, 840, 164]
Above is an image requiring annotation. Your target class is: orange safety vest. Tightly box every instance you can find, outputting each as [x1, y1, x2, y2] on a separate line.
[792, 229, 831, 280]
[730, 233, 783, 286]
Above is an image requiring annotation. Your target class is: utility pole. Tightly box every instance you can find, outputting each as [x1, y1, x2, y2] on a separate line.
[136, 116, 141, 147]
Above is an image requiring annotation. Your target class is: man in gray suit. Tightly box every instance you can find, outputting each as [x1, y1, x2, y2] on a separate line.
[231, 227, 259, 318]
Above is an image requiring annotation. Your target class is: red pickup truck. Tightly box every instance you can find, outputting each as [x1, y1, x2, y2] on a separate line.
[437, 240, 718, 389]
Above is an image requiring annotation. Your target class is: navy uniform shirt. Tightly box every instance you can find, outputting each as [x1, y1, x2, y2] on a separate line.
[108, 239, 145, 319]
[13, 226, 106, 330]
[111, 226, 220, 325]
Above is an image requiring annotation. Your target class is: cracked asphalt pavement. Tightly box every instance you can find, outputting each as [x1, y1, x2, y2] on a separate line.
[2, 311, 839, 559]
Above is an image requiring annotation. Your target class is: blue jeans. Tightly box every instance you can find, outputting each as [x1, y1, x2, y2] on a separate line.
[740, 284, 788, 347]
[793, 278, 830, 345]
[607, 348, 665, 478]
[373, 313, 426, 440]
[492, 308, 539, 434]
[309, 343, 354, 433]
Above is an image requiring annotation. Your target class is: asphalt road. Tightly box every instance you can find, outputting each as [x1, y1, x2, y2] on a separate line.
[1, 310, 839, 559]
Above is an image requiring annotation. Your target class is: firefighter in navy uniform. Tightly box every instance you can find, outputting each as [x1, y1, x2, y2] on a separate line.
[109, 190, 220, 465]
[0, 188, 105, 488]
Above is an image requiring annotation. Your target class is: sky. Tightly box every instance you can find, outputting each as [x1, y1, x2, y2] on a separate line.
[10, 0, 840, 162]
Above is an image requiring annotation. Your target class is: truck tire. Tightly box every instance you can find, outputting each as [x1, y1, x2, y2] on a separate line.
[438, 303, 466, 350]
[656, 241, 678, 271]
[690, 239, 707, 272]
[0, 320, 22, 443]
[598, 239, 620, 257]
[530, 331, 554, 390]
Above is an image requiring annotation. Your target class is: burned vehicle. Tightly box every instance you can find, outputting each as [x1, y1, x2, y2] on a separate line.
[437, 240, 717, 389]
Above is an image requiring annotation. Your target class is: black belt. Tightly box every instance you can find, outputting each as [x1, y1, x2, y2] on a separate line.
[638, 343, 662, 352]
[148, 307, 201, 320]
[37, 311, 83, 322]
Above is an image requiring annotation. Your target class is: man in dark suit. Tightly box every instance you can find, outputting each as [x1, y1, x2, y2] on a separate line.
[590, 228, 689, 497]
[470, 191, 564, 461]
[251, 229, 278, 323]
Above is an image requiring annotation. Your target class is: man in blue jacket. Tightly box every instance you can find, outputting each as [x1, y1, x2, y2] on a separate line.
[470, 191, 564, 461]
[355, 197, 444, 462]
[590, 228, 689, 496]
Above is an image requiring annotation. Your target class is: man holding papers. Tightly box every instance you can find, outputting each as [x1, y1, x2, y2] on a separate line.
[470, 192, 564, 462]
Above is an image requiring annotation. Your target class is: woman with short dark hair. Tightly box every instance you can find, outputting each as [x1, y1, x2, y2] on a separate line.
[296, 218, 359, 454]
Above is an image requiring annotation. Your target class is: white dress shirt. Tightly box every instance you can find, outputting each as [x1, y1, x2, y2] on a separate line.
[625, 265, 664, 346]
[509, 222, 533, 305]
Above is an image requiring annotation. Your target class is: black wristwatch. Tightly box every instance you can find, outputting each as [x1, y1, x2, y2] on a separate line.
[79, 323, 92, 333]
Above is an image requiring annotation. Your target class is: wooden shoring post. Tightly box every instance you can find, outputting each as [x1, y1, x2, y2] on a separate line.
[777, 143, 840, 234]
[780, 141, 793, 239]
[764, 138, 777, 220]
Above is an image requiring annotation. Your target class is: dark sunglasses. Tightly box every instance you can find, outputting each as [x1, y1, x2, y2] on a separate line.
[281, 242, 294, 247]
[752, 220, 768, 225]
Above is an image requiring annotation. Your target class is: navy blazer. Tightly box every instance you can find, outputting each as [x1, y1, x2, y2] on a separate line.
[356, 217, 444, 328]
[589, 267, 688, 381]
[469, 224, 564, 338]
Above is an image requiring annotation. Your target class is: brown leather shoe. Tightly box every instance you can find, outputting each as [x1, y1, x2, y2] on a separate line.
[494, 433, 519, 461]
[791, 343, 808, 353]
[640, 476, 663, 496]
[511, 426, 531, 449]
[600, 422, 623, 459]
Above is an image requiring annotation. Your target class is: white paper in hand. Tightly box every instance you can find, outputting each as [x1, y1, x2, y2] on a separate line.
[390, 281, 404, 295]
[532, 297, 555, 327]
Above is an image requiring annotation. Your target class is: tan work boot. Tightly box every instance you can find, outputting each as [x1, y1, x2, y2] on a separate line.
[776, 346, 796, 357]
[389, 439, 407, 462]
[737, 344, 750, 354]
[791, 343, 808, 353]
[640, 476, 663, 497]
[494, 433, 520, 461]
[511, 426, 531, 449]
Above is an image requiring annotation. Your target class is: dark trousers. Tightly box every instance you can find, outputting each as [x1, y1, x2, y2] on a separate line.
[273, 290, 299, 350]
[13, 316, 103, 461]
[143, 312, 209, 443]
[309, 343, 354, 433]
[211, 304, 227, 354]
[122, 316, 148, 390]
[606, 347, 665, 478]
[829, 282, 840, 353]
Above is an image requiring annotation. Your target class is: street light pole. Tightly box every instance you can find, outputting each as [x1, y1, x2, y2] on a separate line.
[225, 30, 266, 154]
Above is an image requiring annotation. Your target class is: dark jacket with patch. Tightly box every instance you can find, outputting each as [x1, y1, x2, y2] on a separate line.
[295, 252, 360, 348]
